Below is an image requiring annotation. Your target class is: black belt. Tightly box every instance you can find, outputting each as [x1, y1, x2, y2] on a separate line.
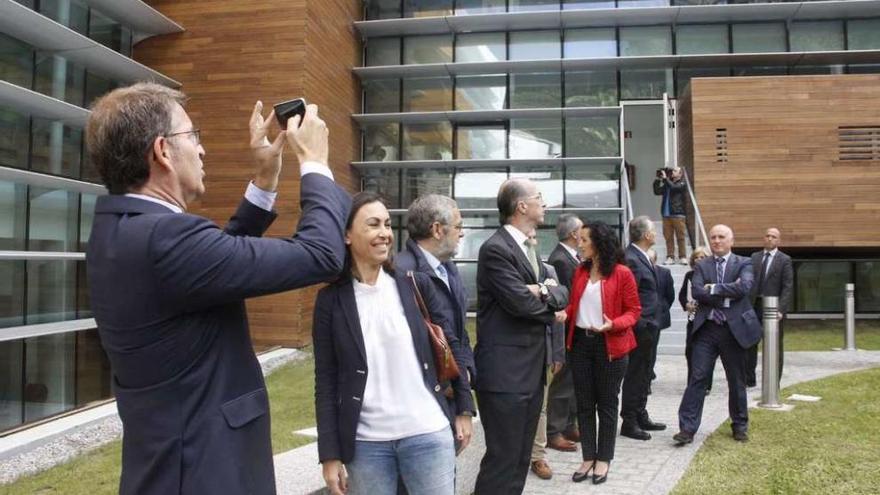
[576, 326, 601, 338]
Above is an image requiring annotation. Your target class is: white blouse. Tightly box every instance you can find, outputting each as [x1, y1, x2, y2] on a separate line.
[575, 279, 604, 330]
[352, 270, 449, 441]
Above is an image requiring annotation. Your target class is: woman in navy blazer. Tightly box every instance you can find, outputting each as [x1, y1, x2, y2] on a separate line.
[313, 192, 463, 495]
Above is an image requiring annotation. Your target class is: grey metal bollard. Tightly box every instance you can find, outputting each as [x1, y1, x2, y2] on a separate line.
[844, 283, 856, 351]
[758, 296, 782, 409]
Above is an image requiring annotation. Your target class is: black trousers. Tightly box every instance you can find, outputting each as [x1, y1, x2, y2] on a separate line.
[570, 330, 628, 462]
[474, 381, 544, 495]
[620, 319, 656, 424]
[546, 356, 577, 438]
[746, 309, 785, 386]
[678, 321, 749, 434]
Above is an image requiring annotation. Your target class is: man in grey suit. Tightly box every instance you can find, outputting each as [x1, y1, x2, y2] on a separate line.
[545, 213, 583, 452]
[473, 179, 568, 494]
[674, 225, 763, 445]
[747, 228, 794, 387]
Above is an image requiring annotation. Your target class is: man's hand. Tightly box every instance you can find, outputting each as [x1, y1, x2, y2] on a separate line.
[593, 314, 613, 333]
[686, 301, 698, 313]
[543, 278, 558, 287]
[527, 284, 541, 298]
[286, 103, 329, 166]
[554, 310, 567, 324]
[249, 101, 286, 192]
[455, 415, 473, 454]
[551, 361, 564, 375]
[322, 460, 348, 495]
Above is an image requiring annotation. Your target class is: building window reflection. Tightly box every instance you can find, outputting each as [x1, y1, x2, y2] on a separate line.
[402, 122, 453, 160]
[456, 75, 507, 110]
[510, 118, 562, 158]
[456, 125, 506, 160]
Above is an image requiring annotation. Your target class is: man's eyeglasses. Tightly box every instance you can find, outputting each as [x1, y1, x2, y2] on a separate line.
[521, 193, 544, 203]
[164, 129, 201, 145]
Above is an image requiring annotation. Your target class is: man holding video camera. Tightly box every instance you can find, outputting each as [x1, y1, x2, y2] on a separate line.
[653, 167, 688, 265]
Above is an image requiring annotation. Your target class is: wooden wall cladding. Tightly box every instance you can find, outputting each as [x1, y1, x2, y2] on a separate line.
[684, 74, 880, 250]
[137, 0, 362, 347]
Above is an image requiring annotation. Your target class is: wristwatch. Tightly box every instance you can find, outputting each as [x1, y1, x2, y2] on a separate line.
[538, 283, 549, 300]
[460, 410, 475, 417]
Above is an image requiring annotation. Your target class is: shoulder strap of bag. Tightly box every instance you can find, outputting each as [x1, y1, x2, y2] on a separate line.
[406, 271, 431, 321]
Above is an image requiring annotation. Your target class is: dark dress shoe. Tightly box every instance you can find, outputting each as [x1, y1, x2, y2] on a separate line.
[620, 423, 651, 441]
[593, 464, 610, 485]
[563, 427, 580, 443]
[548, 434, 577, 452]
[639, 417, 667, 431]
[733, 430, 749, 442]
[673, 431, 694, 446]
[571, 462, 594, 483]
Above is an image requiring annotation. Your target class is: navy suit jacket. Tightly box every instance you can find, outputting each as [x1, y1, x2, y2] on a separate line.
[473, 227, 568, 394]
[625, 244, 660, 324]
[691, 253, 763, 349]
[87, 173, 350, 495]
[548, 243, 579, 291]
[655, 264, 675, 330]
[312, 270, 458, 464]
[395, 239, 476, 415]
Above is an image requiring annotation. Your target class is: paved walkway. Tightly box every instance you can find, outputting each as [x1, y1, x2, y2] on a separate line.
[274, 350, 880, 494]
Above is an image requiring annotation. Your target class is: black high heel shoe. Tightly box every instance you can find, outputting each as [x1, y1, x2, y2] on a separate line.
[571, 461, 595, 483]
[593, 462, 610, 485]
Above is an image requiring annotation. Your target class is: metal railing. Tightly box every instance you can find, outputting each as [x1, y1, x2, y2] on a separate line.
[682, 167, 708, 249]
[620, 159, 633, 245]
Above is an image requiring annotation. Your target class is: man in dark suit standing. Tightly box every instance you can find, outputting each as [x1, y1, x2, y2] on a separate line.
[621, 216, 666, 440]
[85, 83, 351, 494]
[747, 227, 794, 387]
[674, 225, 762, 445]
[648, 248, 675, 391]
[396, 194, 476, 449]
[473, 179, 568, 494]
[545, 213, 583, 452]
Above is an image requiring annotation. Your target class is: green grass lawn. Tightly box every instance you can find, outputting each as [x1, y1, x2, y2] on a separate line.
[673, 366, 880, 495]
[784, 319, 880, 351]
[3, 351, 318, 495]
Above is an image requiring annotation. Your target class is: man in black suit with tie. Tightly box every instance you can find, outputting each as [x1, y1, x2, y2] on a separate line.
[85, 83, 351, 494]
[545, 213, 583, 452]
[674, 225, 763, 445]
[621, 216, 666, 440]
[747, 228, 794, 387]
[473, 179, 568, 494]
[396, 194, 476, 448]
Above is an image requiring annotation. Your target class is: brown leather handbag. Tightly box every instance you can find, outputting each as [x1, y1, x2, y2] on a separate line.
[407, 271, 461, 384]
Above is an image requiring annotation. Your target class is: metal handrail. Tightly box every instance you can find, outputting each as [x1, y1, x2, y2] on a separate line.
[682, 168, 708, 249]
[619, 159, 633, 245]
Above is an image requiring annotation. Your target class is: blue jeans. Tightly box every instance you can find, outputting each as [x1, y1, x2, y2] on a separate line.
[347, 426, 455, 495]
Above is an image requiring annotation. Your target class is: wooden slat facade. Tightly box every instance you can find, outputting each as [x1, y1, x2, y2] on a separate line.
[678, 74, 880, 251]
[136, 0, 362, 346]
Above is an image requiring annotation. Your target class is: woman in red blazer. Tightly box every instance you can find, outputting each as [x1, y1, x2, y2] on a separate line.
[565, 221, 641, 485]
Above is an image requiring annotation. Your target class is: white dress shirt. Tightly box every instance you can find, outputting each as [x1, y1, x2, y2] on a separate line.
[560, 242, 579, 262]
[418, 246, 449, 289]
[575, 279, 603, 330]
[504, 224, 530, 259]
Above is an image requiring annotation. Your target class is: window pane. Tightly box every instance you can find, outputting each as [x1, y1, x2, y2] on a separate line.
[456, 125, 506, 159]
[510, 118, 562, 159]
[565, 71, 618, 107]
[74, 329, 111, 406]
[364, 79, 401, 113]
[455, 262, 477, 310]
[676, 25, 728, 55]
[26, 259, 77, 324]
[0, 33, 34, 88]
[456, 75, 506, 110]
[366, 0, 402, 19]
[402, 77, 452, 112]
[30, 119, 83, 178]
[454, 168, 507, 208]
[0, 340, 23, 429]
[457, 228, 493, 260]
[510, 73, 561, 109]
[510, 31, 560, 61]
[732, 23, 786, 53]
[0, 260, 25, 329]
[848, 20, 880, 50]
[618, 0, 668, 6]
[619, 26, 672, 56]
[0, 183, 27, 327]
[564, 0, 614, 9]
[790, 21, 843, 52]
[0, 107, 31, 170]
[404, 35, 453, 64]
[620, 69, 673, 100]
[566, 116, 619, 157]
[733, 66, 787, 77]
[39, 0, 89, 36]
[89, 9, 132, 56]
[795, 262, 850, 312]
[455, 33, 506, 63]
[564, 28, 616, 58]
[24, 333, 75, 421]
[361, 168, 401, 208]
[855, 262, 880, 312]
[84, 72, 117, 109]
[365, 38, 400, 66]
[510, 166, 563, 208]
[510, 0, 559, 13]
[404, 0, 452, 17]
[676, 67, 730, 97]
[565, 165, 620, 208]
[33, 54, 85, 106]
[79, 194, 96, 250]
[402, 168, 453, 207]
[402, 122, 452, 160]
[28, 187, 79, 252]
[363, 123, 399, 161]
[455, 0, 505, 15]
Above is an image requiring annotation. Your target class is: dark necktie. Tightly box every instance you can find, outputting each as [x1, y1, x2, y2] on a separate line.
[710, 257, 727, 324]
[756, 252, 771, 295]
